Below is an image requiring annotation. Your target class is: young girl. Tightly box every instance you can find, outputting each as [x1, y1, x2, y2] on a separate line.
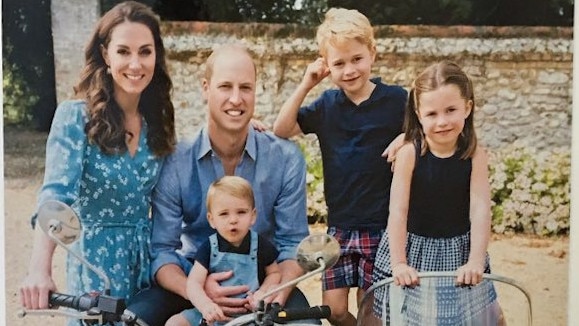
[372, 61, 503, 324]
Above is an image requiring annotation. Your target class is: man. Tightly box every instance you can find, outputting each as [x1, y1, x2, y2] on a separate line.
[127, 44, 312, 326]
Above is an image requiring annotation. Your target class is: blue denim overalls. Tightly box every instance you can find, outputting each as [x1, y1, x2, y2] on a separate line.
[184, 230, 260, 325]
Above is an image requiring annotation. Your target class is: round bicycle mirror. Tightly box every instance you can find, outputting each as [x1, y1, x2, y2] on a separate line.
[296, 233, 340, 272]
[37, 200, 81, 244]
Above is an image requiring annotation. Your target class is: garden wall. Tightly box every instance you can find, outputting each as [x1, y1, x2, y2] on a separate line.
[51, 2, 572, 152]
[50, 2, 573, 234]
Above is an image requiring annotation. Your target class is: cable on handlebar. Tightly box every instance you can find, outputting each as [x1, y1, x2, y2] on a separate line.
[267, 303, 331, 323]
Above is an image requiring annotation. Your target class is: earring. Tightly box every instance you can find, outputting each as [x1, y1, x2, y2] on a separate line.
[106, 66, 111, 74]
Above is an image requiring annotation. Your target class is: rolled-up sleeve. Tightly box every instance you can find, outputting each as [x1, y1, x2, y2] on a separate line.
[149, 153, 187, 277]
[273, 142, 309, 262]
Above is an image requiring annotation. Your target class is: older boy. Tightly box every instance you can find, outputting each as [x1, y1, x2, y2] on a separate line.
[273, 8, 407, 326]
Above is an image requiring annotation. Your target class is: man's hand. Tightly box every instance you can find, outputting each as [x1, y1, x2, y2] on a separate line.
[205, 271, 251, 316]
[250, 118, 269, 132]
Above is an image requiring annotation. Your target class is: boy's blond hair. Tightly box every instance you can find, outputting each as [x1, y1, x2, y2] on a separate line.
[316, 8, 376, 58]
[206, 176, 255, 212]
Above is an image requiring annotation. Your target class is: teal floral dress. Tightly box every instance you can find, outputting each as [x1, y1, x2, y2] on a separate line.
[36, 100, 163, 325]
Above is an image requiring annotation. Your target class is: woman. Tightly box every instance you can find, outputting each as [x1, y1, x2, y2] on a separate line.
[19, 1, 176, 323]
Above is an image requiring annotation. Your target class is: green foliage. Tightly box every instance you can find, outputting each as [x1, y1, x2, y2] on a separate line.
[140, 0, 573, 26]
[297, 137, 327, 223]
[2, 54, 38, 125]
[328, 0, 472, 25]
[489, 145, 570, 236]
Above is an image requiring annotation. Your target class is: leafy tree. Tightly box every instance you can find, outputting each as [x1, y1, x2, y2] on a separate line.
[469, 0, 574, 26]
[2, 0, 56, 130]
[144, 0, 573, 26]
[327, 0, 472, 25]
[3, 48, 38, 125]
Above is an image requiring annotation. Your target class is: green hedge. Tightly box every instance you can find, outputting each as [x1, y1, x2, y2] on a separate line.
[489, 145, 570, 235]
[2, 55, 38, 125]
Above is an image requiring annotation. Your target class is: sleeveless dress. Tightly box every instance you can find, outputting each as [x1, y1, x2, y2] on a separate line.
[372, 144, 498, 325]
[37, 100, 163, 326]
[182, 230, 260, 326]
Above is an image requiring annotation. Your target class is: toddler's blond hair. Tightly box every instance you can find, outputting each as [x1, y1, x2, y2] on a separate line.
[206, 176, 255, 212]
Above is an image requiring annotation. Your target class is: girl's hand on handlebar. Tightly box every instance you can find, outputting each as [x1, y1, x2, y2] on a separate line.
[19, 273, 57, 309]
[456, 261, 484, 286]
[200, 302, 227, 324]
[391, 263, 419, 287]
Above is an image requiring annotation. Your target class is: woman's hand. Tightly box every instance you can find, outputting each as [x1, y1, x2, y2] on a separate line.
[20, 272, 57, 309]
[456, 261, 484, 286]
[391, 262, 419, 287]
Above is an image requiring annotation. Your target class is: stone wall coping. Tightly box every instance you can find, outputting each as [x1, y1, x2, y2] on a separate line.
[161, 21, 573, 39]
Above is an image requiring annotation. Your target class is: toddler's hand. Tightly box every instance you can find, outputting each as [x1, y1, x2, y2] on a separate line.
[391, 263, 419, 287]
[456, 261, 484, 286]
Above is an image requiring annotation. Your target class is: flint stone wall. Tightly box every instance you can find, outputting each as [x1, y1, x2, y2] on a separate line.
[51, 6, 573, 152]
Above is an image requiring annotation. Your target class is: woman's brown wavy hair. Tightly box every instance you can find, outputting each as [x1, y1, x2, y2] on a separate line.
[404, 61, 477, 159]
[74, 1, 175, 157]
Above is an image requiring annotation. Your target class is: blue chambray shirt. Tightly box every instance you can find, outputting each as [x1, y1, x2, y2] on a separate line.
[150, 126, 309, 278]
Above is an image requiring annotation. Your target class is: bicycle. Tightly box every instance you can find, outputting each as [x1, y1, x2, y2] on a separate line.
[222, 232, 341, 326]
[356, 271, 533, 326]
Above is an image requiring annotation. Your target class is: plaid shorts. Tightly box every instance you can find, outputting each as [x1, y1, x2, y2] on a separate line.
[322, 226, 385, 291]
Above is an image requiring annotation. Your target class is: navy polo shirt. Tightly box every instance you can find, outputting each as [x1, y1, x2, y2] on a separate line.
[297, 78, 407, 229]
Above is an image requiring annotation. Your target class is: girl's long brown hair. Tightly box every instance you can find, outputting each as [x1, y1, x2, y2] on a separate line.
[74, 1, 175, 157]
[404, 61, 477, 159]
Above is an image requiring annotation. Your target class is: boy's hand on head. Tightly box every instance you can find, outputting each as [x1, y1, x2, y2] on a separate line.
[302, 57, 330, 90]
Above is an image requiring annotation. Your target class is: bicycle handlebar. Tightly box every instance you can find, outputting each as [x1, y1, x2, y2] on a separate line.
[49, 292, 98, 311]
[272, 305, 331, 323]
[19, 291, 149, 326]
[224, 303, 331, 326]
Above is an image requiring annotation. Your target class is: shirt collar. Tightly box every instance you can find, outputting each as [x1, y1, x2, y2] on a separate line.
[197, 126, 257, 161]
[216, 231, 251, 253]
[336, 77, 387, 105]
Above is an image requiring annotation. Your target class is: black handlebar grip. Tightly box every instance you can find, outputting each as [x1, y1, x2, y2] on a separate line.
[274, 305, 331, 322]
[49, 292, 98, 312]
